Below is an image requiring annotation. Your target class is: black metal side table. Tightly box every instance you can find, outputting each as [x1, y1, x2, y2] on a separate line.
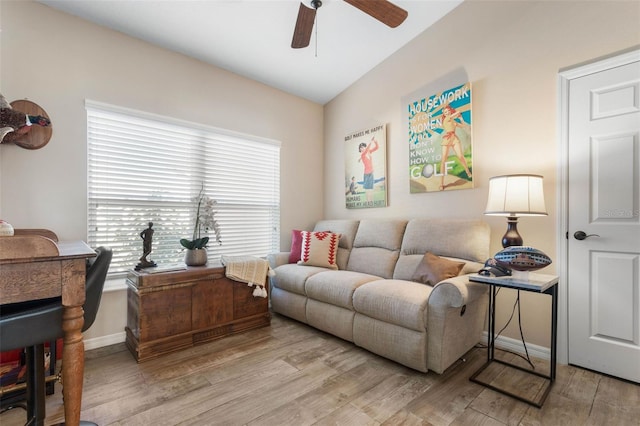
[469, 272, 559, 408]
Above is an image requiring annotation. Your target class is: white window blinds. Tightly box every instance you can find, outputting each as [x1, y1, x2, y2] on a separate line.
[86, 101, 280, 277]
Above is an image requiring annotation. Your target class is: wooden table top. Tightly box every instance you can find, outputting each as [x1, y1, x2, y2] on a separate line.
[0, 236, 95, 264]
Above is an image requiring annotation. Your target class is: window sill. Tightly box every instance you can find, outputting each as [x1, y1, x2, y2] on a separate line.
[103, 277, 128, 292]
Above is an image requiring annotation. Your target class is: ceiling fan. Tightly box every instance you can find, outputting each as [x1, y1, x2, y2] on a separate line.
[291, 0, 408, 49]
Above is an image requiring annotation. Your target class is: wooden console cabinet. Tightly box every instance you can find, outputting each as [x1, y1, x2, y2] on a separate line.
[125, 263, 270, 362]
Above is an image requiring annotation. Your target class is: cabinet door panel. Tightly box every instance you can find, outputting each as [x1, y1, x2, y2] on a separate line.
[192, 278, 233, 329]
[234, 281, 269, 318]
[140, 286, 192, 341]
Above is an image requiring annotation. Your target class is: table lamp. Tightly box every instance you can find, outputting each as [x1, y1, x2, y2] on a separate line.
[484, 174, 547, 248]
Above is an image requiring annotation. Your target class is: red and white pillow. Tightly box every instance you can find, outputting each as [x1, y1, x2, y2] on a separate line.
[297, 231, 341, 269]
[288, 229, 329, 263]
[288, 230, 305, 263]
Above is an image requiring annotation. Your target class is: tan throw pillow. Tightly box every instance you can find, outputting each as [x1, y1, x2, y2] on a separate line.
[298, 231, 341, 270]
[412, 252, 464, 286]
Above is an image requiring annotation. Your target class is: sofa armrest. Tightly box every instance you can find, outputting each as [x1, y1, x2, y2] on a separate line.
[428, 275, 488, 308]
[267, 252, 290, 269]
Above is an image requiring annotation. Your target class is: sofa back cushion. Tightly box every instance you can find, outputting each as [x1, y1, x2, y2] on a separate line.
[394, 218, 490, 280]
[314, 220, 360, 270]
[347, 219, 408, 279]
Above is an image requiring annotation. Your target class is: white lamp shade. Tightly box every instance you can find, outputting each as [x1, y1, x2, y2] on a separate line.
[485, 174, 547, 216]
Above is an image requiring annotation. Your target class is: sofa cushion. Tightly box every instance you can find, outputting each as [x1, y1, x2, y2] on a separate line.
[272, 263, 327, 295]
[412, 252, 464, 286]
[298, 231, 341, 269]
[288, 230, 304, 263]
[393, 218, 489, 280]
[352, 219, 407, 249]
[399, 218, 490, 262]
[395, 255, 483, 281]
[305, 270, 380, 309]
[349, 247, 402, 280]
[347, 219, 407, 278]
[290, 228, 331, 263]
[314, 220, 359, 250]
[314, 220, 360, 270]
[353, 279, 431, 331]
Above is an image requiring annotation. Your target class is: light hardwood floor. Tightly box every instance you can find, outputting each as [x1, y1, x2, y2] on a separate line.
[2, 313, 639, 425]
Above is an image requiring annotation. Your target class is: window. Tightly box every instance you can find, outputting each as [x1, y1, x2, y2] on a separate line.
[87, 101, 280, 277]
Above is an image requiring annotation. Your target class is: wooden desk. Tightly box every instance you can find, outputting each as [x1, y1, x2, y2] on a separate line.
[0, 236, 96, 426]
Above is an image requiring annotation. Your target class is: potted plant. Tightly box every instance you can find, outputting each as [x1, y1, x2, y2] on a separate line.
[181, 185, 221, 266]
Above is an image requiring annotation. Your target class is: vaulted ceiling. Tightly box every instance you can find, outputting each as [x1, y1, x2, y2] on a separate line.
[39, 0, 463, 104]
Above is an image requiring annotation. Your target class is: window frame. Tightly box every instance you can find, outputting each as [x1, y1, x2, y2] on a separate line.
[86, 100, 281, 278]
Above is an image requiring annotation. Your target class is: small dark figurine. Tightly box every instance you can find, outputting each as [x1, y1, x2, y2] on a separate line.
[135, 222, 157, 270]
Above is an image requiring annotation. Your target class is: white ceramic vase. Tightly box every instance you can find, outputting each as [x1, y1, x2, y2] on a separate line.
[184, 248, 208, 266]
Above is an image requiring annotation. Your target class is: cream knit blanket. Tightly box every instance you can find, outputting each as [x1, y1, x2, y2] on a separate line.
[220, 255, 273, 298]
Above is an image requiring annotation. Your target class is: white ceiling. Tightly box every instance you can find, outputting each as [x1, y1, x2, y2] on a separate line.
[38, 0, 462, 105]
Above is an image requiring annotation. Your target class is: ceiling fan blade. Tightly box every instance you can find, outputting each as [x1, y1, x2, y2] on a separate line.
[343, 0, 408, 28]
[291, 2, 317, 49]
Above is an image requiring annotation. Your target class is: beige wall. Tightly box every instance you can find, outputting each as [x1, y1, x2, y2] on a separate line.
[2, 0, 639, 356]
[324, 0, 640, 347]
[0, 1, 323, 343]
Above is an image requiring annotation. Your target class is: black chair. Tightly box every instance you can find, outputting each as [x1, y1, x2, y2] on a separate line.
[0, 246, 112, 426]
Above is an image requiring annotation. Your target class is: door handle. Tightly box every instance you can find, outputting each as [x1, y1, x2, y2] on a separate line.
[574, 230, 600, 240]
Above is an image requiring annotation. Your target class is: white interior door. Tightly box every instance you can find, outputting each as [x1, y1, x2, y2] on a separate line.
[567, 56, 640, 383]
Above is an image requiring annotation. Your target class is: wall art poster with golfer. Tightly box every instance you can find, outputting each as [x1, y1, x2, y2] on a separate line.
[408, 82, 473, 193]
[345, 124, 387, 209]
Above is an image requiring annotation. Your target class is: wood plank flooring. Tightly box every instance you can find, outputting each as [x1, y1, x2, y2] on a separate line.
[2, 313, 639, 425]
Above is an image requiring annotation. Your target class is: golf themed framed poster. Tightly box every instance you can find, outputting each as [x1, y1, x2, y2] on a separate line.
[345, 124, 387, 209]
[408, 82, 473, 193]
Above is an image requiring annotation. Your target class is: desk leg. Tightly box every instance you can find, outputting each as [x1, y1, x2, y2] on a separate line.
[61, 258, 87, 426]
[61, 305, 84, 426]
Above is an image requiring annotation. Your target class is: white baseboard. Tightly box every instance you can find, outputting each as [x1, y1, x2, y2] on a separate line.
[82, 330, 550, 361]
[84, 331, 126, 351]
[482, 331, 550, 361]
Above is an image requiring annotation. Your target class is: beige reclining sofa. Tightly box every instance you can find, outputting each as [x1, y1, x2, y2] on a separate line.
[267, 218, 491, 374]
